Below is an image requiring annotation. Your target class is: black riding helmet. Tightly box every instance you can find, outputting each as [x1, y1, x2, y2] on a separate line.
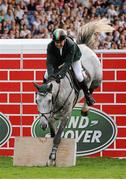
[53, 29, 67, 42]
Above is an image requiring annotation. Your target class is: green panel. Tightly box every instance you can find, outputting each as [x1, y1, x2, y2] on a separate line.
[32, 107, 117, 156]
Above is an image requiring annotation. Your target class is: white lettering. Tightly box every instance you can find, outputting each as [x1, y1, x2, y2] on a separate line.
[83, 130, 93, 143]
[91, 130, 102, 143]
[90, 120, 98, 126]
[64, 130, 74, 139]
[78, 117, 89, 128]
[62, 130, 102, 143]
[67, 116, 79, 128]
[75, 130, 85, 142]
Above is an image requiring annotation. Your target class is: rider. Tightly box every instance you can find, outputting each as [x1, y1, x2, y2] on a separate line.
[44, 28, 95, 106]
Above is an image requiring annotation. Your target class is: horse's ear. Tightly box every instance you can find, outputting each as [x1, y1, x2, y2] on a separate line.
[47, 83, 53, 92]
[33, 82, 41, 91]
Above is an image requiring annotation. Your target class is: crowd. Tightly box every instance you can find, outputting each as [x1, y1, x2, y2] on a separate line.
[0, 0, 126, 49]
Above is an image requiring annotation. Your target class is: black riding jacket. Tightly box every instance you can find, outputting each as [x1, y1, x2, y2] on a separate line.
[46, 37, 82, 78]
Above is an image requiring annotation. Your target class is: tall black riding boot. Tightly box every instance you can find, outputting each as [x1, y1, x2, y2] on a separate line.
[79, 80, 95, 106]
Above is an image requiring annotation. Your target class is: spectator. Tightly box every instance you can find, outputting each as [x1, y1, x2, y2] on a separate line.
[0, 0, 125, 50]
[120, 4, 126, 14]
[0, 0, 8, 14]
[32, 11, 41, 30]
[0, 10, 5, 23]
[1, 28, 9, 38]
[27, 0, 36, 12]
[107, 4, 118, 19]
[20, 24, 31, 37]
[14, 4, 24, 23]
[8, 29, 15, 38]
[4, 9, 14, 22]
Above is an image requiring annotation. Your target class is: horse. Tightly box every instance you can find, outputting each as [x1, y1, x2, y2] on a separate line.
[34, 18, 114, 166]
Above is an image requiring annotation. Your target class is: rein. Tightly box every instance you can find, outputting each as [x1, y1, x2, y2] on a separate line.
[51, 75, 74, 114]
[38, 76, 74, 118]
[52, 84, 73, 114]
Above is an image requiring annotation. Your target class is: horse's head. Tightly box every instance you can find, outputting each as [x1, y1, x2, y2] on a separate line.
[34, 82, 53, 130]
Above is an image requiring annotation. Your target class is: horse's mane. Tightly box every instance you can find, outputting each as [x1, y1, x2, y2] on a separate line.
[77, 18, 115, 49]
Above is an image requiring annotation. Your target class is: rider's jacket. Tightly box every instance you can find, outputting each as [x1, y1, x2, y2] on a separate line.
[47, 37, 82, 78]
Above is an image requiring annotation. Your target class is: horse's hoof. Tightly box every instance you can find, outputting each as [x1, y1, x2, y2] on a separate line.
[52, 160, 56, 166]
[81, 110, 89, 116]
[46, 162, 49, 167]
[47, 159, 56, 167]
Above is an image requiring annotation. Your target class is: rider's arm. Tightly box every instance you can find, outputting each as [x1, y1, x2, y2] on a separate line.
[46, 44, 56, 77]
[57, 44, 75, 78]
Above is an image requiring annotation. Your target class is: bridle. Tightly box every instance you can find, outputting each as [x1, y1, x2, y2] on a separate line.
[36, 77, 74, 121]
[36, 91, 54, 121]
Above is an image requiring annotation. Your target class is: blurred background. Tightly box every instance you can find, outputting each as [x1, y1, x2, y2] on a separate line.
[0, 0, 125, 49]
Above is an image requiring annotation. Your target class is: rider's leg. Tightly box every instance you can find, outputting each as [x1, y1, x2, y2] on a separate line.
[72, 60, 95, 106]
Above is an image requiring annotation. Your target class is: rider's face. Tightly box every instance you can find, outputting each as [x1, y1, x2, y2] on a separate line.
[55, 40, 65, 49]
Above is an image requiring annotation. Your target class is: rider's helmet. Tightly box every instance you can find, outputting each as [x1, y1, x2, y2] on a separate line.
[53, 28, 67, 42]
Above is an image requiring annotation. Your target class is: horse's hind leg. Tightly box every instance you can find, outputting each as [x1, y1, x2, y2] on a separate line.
[81, 101, 89, 116]
[89, 80, 101, 94]
[81, 80, 101, 116]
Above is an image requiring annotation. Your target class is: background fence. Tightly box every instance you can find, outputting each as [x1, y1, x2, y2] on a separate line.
[0, 40, 126, 157]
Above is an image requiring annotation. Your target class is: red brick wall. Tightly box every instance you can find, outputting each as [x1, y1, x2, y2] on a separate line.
[0, 52, 126, 157]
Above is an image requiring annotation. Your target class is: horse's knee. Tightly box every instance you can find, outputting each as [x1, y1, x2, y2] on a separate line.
[50, 126, 55, 137]
[51, 131, 55, 137]
[49, 122, 55, 137]
[53, 118, 68, 147]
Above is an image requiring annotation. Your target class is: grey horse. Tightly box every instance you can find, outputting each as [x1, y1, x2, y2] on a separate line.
[34, 18, 114, 166]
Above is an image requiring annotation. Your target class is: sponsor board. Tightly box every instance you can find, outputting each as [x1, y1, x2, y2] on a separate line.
[31, 107, 117, 156]
[0, 112, 12, 147]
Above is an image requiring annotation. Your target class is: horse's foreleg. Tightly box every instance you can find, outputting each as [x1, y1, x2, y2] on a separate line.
[48, 121, 56, 137]
[48, 115, 69, 165]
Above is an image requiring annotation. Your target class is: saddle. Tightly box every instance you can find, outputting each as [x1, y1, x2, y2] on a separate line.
[46, 65, 90, 94]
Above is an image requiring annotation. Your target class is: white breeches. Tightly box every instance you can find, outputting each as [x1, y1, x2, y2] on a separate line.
[44, 60, 84, 82]
[72, 60, 84, 82]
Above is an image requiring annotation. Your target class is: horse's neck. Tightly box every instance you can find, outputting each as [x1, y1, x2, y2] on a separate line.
[50, 80, 59, 97]
[52, 76, 74, 103]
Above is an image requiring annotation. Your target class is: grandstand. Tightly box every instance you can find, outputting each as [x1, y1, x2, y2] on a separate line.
[0, 0, 125, 49]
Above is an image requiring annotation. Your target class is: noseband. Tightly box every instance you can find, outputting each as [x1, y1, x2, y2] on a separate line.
[36, 79, 73, 121]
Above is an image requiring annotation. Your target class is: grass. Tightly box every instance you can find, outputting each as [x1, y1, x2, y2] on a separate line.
[0, 156, 126, 179]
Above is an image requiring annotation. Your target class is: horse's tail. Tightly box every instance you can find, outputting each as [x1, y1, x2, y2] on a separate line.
[76, 18, 115, 49]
